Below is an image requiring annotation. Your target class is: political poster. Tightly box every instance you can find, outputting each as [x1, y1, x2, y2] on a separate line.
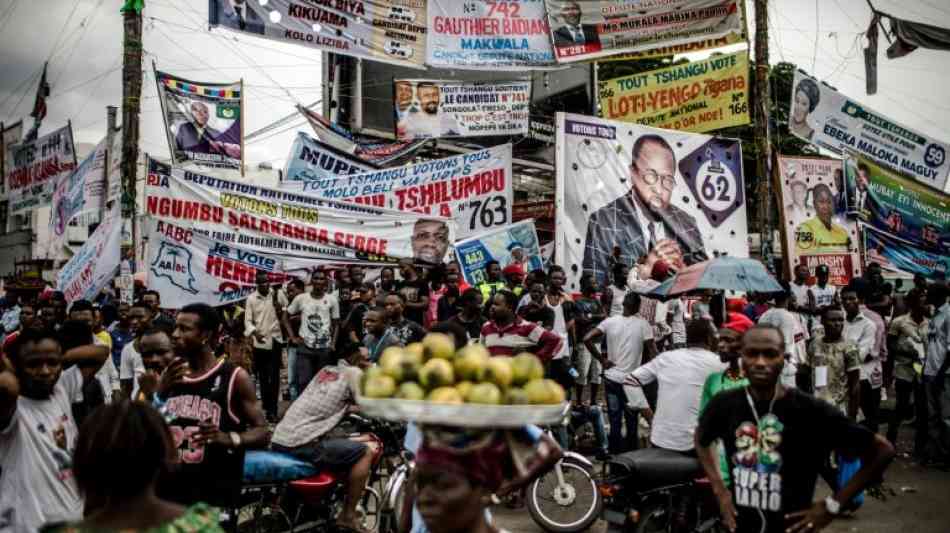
[598, 34, 745, 62]
[455, 220, 544, 286]
[144, 159, 455, 265]
[843, 152, 949, 252]
[2, 121, 22, 189]
[776, 156, 860, 286]
[394, 79, 530, 140]
[105, 128, 122, 202]
[284, 131, 377, 183]
[789, 70, 950, 190]
[543, 0, 743, 64]
[49, 136, 110, 258]
[426, 0, 557, 69]
[598, 50, 750, 133]
[298, 105, 429, 165]
[146, 218, 313, 308]
[156, 70, 242, 170]
[279, 144, 513, 240]
[208, 0, 427, 69]
[57, 205, 122, 303]
[865, 226, 949, 281]
[555, 112, 748, 291]
[4, 124, 76, 213]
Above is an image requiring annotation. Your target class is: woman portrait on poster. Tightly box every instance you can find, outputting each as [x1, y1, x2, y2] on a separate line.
[790, 78, 820, 141]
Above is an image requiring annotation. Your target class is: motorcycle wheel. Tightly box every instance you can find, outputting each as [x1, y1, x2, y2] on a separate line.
[235, 500, 293, 533]
[634, 500, 672, 533]
[527, 461, 603, 532]
[356, 486, 381, 531]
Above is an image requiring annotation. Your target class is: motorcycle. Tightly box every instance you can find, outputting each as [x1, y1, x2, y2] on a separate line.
[598, 448, 724, 533]
[232, 415, 405, 533]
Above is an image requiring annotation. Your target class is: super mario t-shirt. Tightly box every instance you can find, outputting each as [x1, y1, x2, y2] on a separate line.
[697, 387, 874, 533]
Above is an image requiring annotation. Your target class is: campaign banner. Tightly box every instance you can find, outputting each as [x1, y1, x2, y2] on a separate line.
[298, 105, 429, 166]
[145, 159, 455, 265]
[555, 112, 749, 290]
[598, 50, 750, 133]
[146, 218, 314, 308]
[843, 153, 950, 252]
[2, 121, 22, 190]
[394, 79, 530, 140]
[4, 124, 76, 213]
[57, 206, 122, 303]
[427, 0, 556, 69]
[789, 70, 950, 190]
[776, 156, 860, 286]
[279, 144, 513, 240]
[544, 0, 743, 64]
[455, 220, 544, 286]
[106, 128, 122, 202]
[284, 131, 377, 183]
[157, 71, 242, 170]
[49, 136, 110, 257]
[865, 226, 949, 280]
[208, 0, 426, 69]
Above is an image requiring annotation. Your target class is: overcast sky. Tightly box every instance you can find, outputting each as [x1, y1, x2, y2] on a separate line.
[1, 0, 949, 174]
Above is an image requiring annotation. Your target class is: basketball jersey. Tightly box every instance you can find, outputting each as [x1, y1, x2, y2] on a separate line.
[812, 285, 837, 308]
[608, 285, 628, 317]
[161, 360, 246, 509]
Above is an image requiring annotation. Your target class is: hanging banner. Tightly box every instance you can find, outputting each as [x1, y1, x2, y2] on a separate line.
[789, 70, 950, 190]
[146, 218, 314, 308]
[394, 79, 530, 140]
[4, 124, 76, 213]
[2, 121, 23, 191]
[555, 112, 748, 290]
[279, 144, 513, 240]
[598, 35, 745, 62]
[544, 0, 743, 64]
[865, 226, 949, 280]
[208, 0, 427, 69]
[105, 128, 122, 202]
[426, 0, 557, 69]
[284, 131, 377, 183]
[298, 105, 429, 165]
[156, 70, 242, 170]
[844, 152, 950, 252]
[49, 136, 110, 257]
[145, 159, 455, 265]
[598, 50, 750, 133]
[455, 220, 544, 286]
[57, 206, 122, 303]
[776, 156, 860, 286]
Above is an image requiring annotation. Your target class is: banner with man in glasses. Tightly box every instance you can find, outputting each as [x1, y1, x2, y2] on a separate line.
[556, 112, 748, 290]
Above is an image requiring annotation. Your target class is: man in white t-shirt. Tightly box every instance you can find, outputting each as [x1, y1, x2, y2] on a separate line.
[584, 292, 656, 453]
[757, 284, 809, 388]
[1, 328, 109, 531]
[626, 319, 724, 452]
[284, 270, 340, 393]
[119, 301, 154, 400]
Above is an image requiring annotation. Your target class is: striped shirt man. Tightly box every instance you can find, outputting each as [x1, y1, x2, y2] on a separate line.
[479, 318, 563, 360]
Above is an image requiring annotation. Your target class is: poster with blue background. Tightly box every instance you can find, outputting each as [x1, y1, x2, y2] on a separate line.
[455, 220, 543, 285]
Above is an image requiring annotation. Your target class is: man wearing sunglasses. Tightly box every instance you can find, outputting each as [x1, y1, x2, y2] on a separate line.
[583, 134, 706, 284]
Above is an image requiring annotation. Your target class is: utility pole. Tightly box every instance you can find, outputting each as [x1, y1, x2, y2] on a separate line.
[120, 1, 143, 261]
[753, 0, 772, 256]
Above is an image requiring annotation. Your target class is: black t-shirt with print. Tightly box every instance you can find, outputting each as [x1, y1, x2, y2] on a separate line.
[396, 279, 431, 325]
[697, 387, 875, 533]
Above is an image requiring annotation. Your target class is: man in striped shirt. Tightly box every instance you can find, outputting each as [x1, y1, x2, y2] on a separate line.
[480, 290, 563, 360]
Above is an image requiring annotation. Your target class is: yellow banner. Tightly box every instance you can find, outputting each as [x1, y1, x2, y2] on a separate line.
[598, 50, 750, 133]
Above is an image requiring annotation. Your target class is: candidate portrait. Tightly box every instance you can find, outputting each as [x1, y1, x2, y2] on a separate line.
[794, 183, 850, 254]
[582, 134, 706, 284]
[174, 101, 240, 159]
[411, 219, 450, 264]
[552, 1, 601, 48]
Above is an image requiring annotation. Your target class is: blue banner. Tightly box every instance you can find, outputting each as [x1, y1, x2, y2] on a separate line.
[864, 226, 950, 280]
[284, 132, 376, 182]
[454, 220, 543, 286]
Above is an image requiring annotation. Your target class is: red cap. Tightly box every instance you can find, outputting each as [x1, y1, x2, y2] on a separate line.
[726, 298, 747, 313]
[650, 260, 672, 282]
[502, 263, 524, 276]
[723, 312, 754, 334]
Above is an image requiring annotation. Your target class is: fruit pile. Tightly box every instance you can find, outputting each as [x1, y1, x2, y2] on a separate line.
[361, 333, 566, 405]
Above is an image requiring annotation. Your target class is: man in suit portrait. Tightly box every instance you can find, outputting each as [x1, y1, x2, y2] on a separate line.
[553, 1, 600, 48]
[175, 101, 240, 159]
[583, 134, 706, 284]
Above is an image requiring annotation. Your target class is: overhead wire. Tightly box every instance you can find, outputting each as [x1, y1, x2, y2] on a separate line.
[0, 0, 21, 34]
[51, 0, 107, 88]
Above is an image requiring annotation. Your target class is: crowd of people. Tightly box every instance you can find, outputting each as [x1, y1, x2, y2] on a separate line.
[0, 253, 947, 533]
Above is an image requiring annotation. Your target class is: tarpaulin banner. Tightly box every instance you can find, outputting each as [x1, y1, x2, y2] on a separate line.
[106, 128, 122, 201]
[49, 136, 109, 257]
[455, 220, 544, 286]
[544, 0, 743, 64]
[2, 121, 23, 191]
[156, 70, 242, 170]
[426, 0, 557, 69]
[598, 50, 750, 133]
[864, 226, 949, 280]
[4, 124, 76, 213]
[298, 105, 429, 166]
[844, 152, 950, 252]
[555, 112, 748, 290]
[790, 70, 950, 190]
[146, 218, 313, 308]
[284, 131, 376, 182]
[394, 79, 530, 140]
[144, 159, 455, 265]
[279, 144, 513, 240]
[208, 0, 427, 69]
[776, 156, 860, 286]
[57, 205, 122, 303]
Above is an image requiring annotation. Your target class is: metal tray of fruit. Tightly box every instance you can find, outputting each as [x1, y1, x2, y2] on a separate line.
[354, 395, 571, 428]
